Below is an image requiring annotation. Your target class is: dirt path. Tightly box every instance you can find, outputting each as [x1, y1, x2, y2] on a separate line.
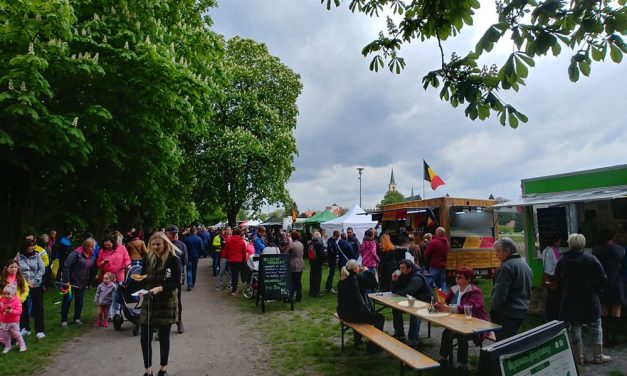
[43, 258, 270, 376]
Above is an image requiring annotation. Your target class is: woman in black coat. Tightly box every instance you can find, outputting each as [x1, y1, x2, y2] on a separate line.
[337, 259, 383, 352]
[592, 228, 625, 347]
[555, 233, 611, 365]
[136, 232, 181, 376]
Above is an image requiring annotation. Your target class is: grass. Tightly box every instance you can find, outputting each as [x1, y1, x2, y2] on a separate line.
[235, 266, 545, 376]
[0, 286, 97, 375]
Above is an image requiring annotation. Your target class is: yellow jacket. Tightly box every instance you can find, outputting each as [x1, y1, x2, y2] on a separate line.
[1, 275, 29, 303]
[34, 245, 50, 268]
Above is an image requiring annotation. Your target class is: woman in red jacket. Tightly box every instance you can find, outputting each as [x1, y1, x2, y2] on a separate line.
[225, 228, 247, 296]
[435, 266, 488, 374]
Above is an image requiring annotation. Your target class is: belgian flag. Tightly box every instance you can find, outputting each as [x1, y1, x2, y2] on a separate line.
[423, 160, 446, 190]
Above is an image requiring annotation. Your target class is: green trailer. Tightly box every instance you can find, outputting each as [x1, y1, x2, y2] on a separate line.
[497, 164, 627, 286]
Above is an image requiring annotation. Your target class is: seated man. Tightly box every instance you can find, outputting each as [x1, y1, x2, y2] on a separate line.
[337, 259, 383, 352]
[391, 259, 431, 346]
[435, 266, 489, 375]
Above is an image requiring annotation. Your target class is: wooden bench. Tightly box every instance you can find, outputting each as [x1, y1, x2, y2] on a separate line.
[334, 314, 439, 375]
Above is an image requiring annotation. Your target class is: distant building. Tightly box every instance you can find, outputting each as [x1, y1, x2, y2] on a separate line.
[405, 186, 422, 202]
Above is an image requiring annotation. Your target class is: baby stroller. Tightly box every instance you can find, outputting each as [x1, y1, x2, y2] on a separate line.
[112, 264, 143, 335]
[243, 254, 260, 299]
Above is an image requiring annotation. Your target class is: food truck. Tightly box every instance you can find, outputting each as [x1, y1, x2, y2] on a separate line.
[379, 196, 499, 278]
[495, 164, 627, 285]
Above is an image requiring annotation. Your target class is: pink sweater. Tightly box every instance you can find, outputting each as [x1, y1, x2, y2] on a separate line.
[360, 239, 380, 268]
[96, 245, 131, 282]
[0, 295, 23, 323]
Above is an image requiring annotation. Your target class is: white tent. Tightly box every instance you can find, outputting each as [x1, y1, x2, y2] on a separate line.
[320, 204, 377, 242]
[244, 219, 262, 227]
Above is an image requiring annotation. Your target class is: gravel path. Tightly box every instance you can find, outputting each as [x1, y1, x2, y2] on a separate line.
[43, 258, 270, 376]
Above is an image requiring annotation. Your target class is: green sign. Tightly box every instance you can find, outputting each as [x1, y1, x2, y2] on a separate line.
[500, 329, 577, 376]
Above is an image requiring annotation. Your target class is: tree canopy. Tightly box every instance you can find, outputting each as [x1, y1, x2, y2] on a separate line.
[378, 190, 406, 208]
[197, 37, 303, 226]
[0, 1, 302, 258]
[321, 0, 627, 127]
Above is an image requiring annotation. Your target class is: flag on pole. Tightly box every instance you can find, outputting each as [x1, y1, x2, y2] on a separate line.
[423, 160, 446, 190]
[291, 207, 297, 224]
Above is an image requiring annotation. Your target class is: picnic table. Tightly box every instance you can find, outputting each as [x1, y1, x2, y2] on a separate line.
[368, 292, 502, 368]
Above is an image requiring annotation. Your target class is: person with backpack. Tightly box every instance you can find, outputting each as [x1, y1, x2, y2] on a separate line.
[308, 231, 326, 298]
[391, 259, 431, 347]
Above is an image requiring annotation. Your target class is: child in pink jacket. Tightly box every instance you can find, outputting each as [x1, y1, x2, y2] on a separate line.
[0, 284, 26, 353]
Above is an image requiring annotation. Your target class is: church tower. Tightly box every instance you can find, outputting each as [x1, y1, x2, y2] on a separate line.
[388, 168, 397, 192]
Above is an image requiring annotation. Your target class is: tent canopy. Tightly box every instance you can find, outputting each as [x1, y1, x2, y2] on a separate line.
[303, 210, 337, 224]
[261, 215, 283, 226]
[494, 185, 627, 207]
[320, 204, 377, 242]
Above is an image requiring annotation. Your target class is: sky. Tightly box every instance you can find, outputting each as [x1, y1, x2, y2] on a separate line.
[208, 1, 627, 212]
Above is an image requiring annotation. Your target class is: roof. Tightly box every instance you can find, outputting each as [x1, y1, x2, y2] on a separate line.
[303, 210, 337, 224]
[494, 185, 627, 207]
[390, 168, 396, 185]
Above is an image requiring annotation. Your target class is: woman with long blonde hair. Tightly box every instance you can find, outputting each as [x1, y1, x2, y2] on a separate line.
[137, 232, 181, 376]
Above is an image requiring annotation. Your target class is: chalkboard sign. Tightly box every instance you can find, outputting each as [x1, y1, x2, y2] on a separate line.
[537, 207, 568, 250]
[258, 254, 293, 313]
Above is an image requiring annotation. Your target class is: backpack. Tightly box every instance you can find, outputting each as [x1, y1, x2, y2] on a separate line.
[308, 243, 317, 261]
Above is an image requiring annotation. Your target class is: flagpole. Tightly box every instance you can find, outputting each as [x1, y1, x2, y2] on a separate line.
[422, 159, 426, 200]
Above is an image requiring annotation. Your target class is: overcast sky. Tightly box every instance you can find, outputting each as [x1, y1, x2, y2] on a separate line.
[209, 1, 627, 212]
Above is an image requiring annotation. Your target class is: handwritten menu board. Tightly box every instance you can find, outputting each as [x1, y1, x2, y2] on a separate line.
[259, 254, 293, 313]
[537, 207, 568, 250]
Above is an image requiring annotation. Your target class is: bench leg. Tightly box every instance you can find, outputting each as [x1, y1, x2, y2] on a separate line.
[341, 323, 345, 351]
[427, 322, 431, 338]
[400, 362, 405, 376]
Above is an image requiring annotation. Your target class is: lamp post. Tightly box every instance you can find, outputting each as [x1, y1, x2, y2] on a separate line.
[357, 167, 364, 207]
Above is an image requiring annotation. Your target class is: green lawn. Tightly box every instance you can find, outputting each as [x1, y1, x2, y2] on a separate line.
[235, 266, 545, 376]
[0, 286, 97, 375]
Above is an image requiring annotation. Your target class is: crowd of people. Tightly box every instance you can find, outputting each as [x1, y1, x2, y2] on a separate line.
[1, 221, 624, 375]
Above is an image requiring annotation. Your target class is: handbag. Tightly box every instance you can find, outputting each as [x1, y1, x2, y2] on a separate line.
[541, 272, 558, 290]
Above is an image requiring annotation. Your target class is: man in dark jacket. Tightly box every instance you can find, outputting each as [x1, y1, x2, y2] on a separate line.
[337, 259, 383, 352]
[391, 259, 431, 346]
[423, 227, 449, 292]
[491, 238, 532, 341]
[346, 227, 361, 257]
[166, 225, 188, 334]
[338, 233, 357, 268]
[184, 226, 204, 291]
[325, 231, 340, 293]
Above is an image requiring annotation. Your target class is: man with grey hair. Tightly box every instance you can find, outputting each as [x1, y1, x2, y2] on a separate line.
[491, 237, 532, 341]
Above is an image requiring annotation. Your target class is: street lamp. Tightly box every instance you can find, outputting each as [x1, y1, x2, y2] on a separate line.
[357, 167, 364, 207]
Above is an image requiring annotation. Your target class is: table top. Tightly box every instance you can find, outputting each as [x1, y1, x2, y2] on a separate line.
[368, 292, 501, 336]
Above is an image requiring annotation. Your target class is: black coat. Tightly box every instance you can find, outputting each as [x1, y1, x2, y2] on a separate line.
[555, 251, 606, 324]
[592, 241, 625, 305]
[337, 271, 378, 323]
[140, 253, 181, 326]
[391, 267, 431, 302]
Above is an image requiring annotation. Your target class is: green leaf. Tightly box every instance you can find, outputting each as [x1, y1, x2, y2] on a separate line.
[591, 45, 606, 61]
[610, 43, 623, 63]
[568, 60, 580, 82]
[515, 56, 529, 78]
[578, 60, 591, 77]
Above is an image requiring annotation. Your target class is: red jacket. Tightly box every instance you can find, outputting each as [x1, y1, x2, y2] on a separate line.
[225, 235, 247, 263]
[424, 235, 449, 269]
[445, 284, 489, 321]
[0, 295, 23, 323]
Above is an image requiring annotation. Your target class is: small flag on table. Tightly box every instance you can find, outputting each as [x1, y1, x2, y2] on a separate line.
[424, 160, 446, 190]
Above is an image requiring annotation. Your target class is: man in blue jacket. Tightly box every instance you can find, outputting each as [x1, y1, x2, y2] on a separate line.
[253, 226, 267, 254]
[184, 227, 204, 291]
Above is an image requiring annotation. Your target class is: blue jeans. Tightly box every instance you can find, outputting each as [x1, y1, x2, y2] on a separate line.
[567, 319, 603, 345]
[61, 287, 85, 322]
[187, 257, 199, 288]
[393, 310, 421, 343]
[212, 250, 221, 275]
[428, 267, 447, 292]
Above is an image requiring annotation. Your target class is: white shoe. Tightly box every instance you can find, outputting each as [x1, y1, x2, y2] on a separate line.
[19, 346, 27, 352]
[20, 329, 31, 337]
[2, 348, 10, 354]
[36, 332, 45, 340]
[61, 321, 68, 328]
[74, 319, 82, 326]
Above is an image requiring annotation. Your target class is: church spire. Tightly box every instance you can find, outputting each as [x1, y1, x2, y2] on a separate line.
[388, 168, 397, 192]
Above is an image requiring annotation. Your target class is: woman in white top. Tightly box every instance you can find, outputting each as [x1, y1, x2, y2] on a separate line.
[542, 233, 562, 320]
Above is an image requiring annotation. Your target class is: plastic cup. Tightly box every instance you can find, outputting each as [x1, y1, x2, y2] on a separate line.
[464, 305, 472, 319]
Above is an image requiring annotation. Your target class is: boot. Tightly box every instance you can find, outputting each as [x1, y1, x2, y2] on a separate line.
[571, 342, 584, 366]
[177, 321, 184, 334]
[592, 343, 612, 364]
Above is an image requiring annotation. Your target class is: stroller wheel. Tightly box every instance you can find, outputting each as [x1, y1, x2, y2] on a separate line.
[243, 284, 254, 299]
[112, 314, 123, 331]
[132, 322, 139, 336]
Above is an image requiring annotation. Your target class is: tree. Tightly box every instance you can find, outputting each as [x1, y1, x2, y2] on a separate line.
[0, 0, 225, 258]
[198, 37, 303, 226]
[321, 0, 627, 127]
[378, 190, 406, 208]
